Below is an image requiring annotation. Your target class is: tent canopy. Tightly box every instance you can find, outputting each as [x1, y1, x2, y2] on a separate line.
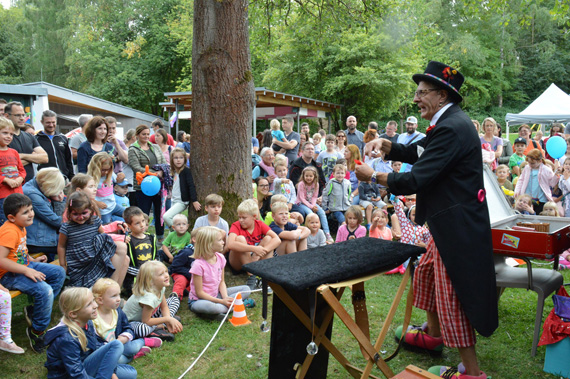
[505, 83, 570, 126]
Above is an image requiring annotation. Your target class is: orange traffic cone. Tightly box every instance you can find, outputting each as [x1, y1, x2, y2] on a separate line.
[229, 292, 251, 327]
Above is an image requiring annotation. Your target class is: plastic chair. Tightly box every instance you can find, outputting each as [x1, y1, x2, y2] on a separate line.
[494, 255, 563, 356]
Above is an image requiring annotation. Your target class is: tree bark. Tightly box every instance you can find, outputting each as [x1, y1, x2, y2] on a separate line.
[191, 0, 255, 222]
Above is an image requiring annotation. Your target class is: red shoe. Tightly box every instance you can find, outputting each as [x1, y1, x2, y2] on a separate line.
[394, 322, 444, 353]
[144, 337, 163, 348]
[133, 346, 151, 360]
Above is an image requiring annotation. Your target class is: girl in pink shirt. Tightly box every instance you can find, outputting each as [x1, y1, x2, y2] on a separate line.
[369, 209, 392, 241]
[335, 206, 367, 242]
[189, 226, 250, 319]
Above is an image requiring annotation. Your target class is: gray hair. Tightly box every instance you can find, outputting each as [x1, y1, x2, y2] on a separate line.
[78, 114, 93, 128]
[41, 110, 57, 121]
[259, 147, 274, 158]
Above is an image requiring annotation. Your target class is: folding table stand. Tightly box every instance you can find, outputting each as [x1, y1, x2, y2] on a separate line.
[245, 238, 428, 379]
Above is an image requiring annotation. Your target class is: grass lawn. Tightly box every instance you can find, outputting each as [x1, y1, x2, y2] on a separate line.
[2, 259, 569, 378]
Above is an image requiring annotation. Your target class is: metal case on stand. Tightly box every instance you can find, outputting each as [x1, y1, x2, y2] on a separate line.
[483, 165, 570, 260]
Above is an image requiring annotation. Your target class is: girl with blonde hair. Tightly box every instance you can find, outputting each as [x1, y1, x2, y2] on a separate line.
[44, 287, 137, 378]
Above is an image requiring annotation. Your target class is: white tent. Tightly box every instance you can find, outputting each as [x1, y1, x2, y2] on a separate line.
[505, 83, 570, 127]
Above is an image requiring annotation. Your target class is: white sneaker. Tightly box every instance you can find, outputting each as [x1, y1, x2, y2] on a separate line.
[0, 339, 25, 354]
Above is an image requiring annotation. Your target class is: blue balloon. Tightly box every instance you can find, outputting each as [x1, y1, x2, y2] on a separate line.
[546, 135, 566, 159]
[141, 176, 161, 196]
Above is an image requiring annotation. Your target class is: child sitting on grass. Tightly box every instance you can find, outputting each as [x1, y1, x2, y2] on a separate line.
[0, 193, 66, 353]
[335, 205, 366, 242]
[269, 202, 310, 255]
[123, 206, 158, 294]
[193, 194, 229, 234]
[227, 199, 281, 289]
[264, 194, 301, 226]
[188, 226, 250, 320]
[159, 214, 191, 263]
[169, 229, 198, 300]
[123, 261, 182, 342]
[44, 287, 137, 379]
[92, 278, 162, 363]
[369, 209, 392, 241]
[305, 213, 327, 249]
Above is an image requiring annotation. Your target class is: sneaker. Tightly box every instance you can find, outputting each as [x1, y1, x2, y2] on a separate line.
[428, 364, 488, 379]
[144, 337, 163, 348]
[394, 322, 444, 353]
[133, 346, 151, 360]
[148, 328, 175, 342]
[246, 276, 257, 290]
[255, 277, 273, 294]
[0, 339, 25, 354]
[24, 305, 33, 327]
[26, 327, 46, 353]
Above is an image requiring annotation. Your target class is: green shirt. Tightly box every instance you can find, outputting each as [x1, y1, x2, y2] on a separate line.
[163, 231, 191, 256]
[508, 153, 525, 180]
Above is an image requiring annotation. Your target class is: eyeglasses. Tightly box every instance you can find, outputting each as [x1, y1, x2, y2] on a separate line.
[414, 89, 439, 98]
[258, 184, 270, 188]
[8, 113, 26, 118]
[336, 135, 346, 138]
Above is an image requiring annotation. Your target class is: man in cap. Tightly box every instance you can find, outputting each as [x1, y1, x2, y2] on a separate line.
[396, 116, 425, 172]
[356, 61, 497, 379]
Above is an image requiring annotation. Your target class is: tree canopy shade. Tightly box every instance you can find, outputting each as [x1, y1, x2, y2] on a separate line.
[505, 83, 570, 126]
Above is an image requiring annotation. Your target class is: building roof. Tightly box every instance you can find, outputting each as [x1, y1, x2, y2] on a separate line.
[21, 81, 159, 123]
[162, 87, 342, 115]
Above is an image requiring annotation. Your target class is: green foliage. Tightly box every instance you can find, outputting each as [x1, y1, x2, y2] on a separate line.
[0, 6, 26, 84]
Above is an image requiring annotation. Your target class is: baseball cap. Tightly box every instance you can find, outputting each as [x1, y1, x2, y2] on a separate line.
[406, 116, 418, 124]
[514, 137, 527, 145]
[114, 179, 132, 187]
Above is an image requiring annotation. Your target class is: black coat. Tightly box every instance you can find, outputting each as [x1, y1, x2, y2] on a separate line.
[179, 166, 198, 203]
[386, 104, 498, 337]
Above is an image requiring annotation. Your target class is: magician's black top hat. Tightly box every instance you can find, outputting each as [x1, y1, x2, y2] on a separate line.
[412, 61, 464, 103]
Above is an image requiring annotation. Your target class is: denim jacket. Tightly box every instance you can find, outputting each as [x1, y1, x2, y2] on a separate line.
[23, 179, 62, 247]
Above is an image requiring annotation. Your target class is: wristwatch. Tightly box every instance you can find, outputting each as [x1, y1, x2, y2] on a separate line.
[371, 171, 379, 184]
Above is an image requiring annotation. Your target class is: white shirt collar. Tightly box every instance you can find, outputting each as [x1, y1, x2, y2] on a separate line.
[430, 103, 454, 125]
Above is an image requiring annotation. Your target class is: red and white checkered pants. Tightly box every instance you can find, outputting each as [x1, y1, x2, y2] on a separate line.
[413, 237, 477, 348]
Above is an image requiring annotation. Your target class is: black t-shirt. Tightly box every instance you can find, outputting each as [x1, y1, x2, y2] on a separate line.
[130, 234, 154, 267]
[9, 130, 40, 182]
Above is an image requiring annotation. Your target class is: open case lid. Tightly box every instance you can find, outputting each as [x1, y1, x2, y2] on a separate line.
[483, 165, 516, 225]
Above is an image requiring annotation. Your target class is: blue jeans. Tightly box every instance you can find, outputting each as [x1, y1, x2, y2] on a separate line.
[102, 204, 126, 224]
[83, 339, 137, 379]
[0, 261, 65, 331]
[332, 211, 345, 224]
[297, 204, 330, 234]
[0, 198, 6, 226]
[118, 338, 145, 364]
[351, 195, 360, 205]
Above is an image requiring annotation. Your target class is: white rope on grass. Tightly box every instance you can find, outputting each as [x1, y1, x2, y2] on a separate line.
[177, 288, 264, 379]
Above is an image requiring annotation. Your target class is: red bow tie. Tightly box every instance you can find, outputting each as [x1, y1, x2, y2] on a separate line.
[426, 124, 436, 134]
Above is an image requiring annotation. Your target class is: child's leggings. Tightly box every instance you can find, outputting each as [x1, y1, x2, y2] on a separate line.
[0, 290, 12, 342]
[188, 286, 251, 316]
[129, 295, 181, 338]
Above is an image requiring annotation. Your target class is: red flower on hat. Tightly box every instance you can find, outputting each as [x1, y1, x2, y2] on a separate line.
[442, 66, 454, 82]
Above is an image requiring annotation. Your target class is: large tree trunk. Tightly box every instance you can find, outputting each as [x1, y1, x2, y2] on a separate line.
[191, 0, 255, 222]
